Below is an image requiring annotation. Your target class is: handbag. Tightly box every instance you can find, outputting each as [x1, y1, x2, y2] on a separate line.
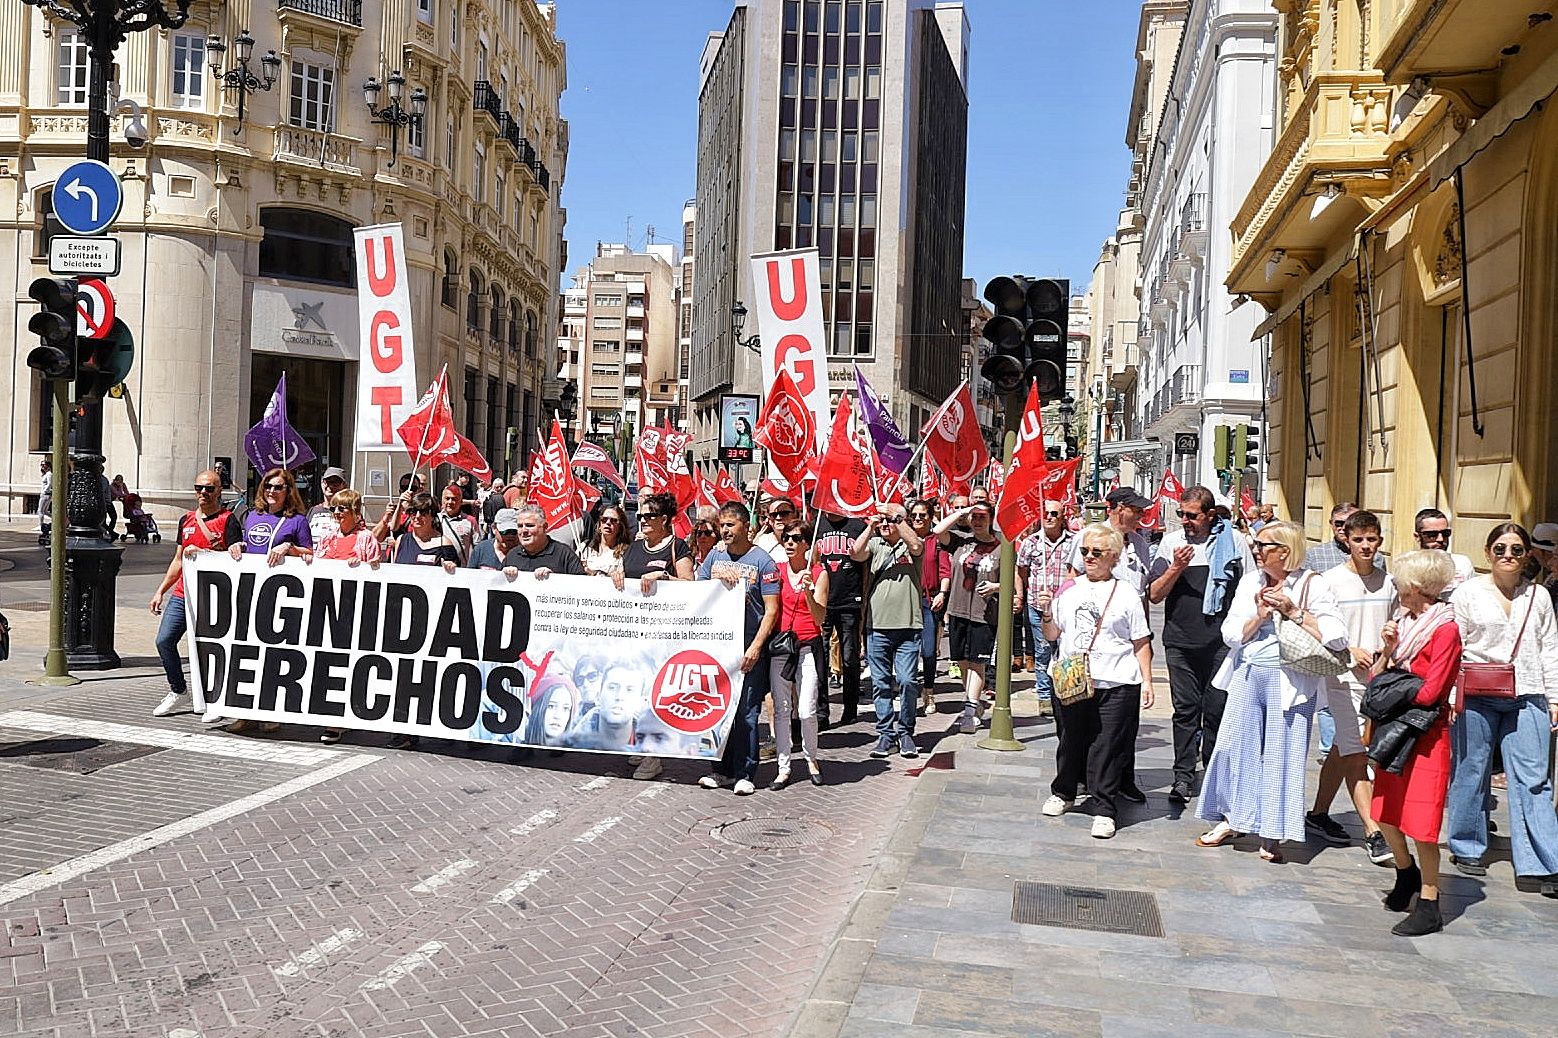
[768, 629, 800, 660]
[1458, 586, 1534, 701]
[1051, 582, 1118, 706]
[1275, 573, 1352, 677]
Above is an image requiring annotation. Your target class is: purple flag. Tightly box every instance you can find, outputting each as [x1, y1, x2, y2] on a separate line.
[853, 365, 912, 474]
[243, 373, 317, 473]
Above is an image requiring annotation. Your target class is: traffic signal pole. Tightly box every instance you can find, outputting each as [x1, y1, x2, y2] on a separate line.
[34, 381, 80, 687]
[977, 386, 1025, 754]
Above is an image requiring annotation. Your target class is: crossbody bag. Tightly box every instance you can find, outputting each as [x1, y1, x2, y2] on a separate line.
[1051, 581, 1118, 707]
[1459, 585, 1533, 702]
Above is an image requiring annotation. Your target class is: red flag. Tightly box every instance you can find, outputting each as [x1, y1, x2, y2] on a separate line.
[1240, 486, 1258, 519]
[762, 476, 805, 509]
[755, 368, 818, 487]
[634, 426, 668, 494]
[713, 467, 743, 505]
[662, 428, 695, 536]
[994, 384, 1047, 538]
[572, 474, 602, 515]
[1039, 457, 1082, 510]
[571, 440, 624, 489]
[921, 382, 989, 495]
[529, 420, 576, 530]
[919, 459, 944, 502]
[1140, 467, 1184, 532]
[986, 459, 1006, 502]
[395, 370, 491, 482]
[445, 433, 493, 485]
[811, 393, 878, 518]
[694, 466, 719, 510]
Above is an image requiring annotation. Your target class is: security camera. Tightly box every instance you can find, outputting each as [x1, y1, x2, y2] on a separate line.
[123, 116, 148, 149]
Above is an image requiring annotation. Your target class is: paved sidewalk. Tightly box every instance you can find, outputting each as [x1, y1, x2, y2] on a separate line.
[792, 709, 1558, 1038]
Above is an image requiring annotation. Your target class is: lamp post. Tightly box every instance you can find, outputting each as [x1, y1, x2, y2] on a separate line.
[730, 300, 762, 353]
[207, 28, 280, 134]
[363, 70, 427, 169]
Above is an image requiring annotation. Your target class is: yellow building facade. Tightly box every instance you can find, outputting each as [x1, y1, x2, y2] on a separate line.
[1229, 0, 1558, 557]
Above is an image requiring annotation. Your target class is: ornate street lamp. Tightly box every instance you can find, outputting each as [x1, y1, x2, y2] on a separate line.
[363, 70, 427, 169]
[730, 300, 761, 353]
[207, 28, 281, 134]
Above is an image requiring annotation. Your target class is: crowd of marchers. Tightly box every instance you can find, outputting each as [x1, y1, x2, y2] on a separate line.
[143, 465, 1558, 936]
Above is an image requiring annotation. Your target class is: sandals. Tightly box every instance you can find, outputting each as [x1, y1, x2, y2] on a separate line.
[1259, 842, 1285, 863]
[1195, 822, 1238, 848]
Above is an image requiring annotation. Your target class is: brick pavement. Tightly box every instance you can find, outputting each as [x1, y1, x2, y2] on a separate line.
[793, 707, 1558, 1038]
[0, 668, 929, 1037]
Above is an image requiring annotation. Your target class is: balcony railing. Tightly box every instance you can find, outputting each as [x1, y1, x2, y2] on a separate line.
[277, 0, 363, 26]
[473, 81, 503, 123]
[497, 112, 520, 152]
[1181, 192, 1206, 232]
[273, 125, 357, 173]
[536, 163, 550, 192]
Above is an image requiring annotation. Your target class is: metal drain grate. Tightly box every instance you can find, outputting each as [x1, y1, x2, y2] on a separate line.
[710, 817, 833, 849]
[1011, 882, 1164, 938]
[1, 601, 51, 612]
[0, 737, 165, 774]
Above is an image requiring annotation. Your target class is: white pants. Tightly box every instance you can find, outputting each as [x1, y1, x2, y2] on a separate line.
[770, 651, 820, 767]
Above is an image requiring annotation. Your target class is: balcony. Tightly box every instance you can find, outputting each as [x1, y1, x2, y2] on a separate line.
[1169, 364, 1202, 409]
[626, 304, 645, 319]
[1178, 192, 1209, 259]
[497, 112, 520, 153]
[473, 81, 503, 125]
[625, 326, 644, 343]
[1379, 0, 1541, 85]
[536, 163, 550, 192]
[273, 125, 358, 175]
[626, 350, 644, 366]
[277, 0, 363, 26]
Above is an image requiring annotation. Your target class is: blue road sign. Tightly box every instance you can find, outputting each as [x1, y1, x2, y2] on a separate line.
[51, 160, 123, 236]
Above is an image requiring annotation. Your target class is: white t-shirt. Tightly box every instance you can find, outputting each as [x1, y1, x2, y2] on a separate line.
[1052, 578, 1151, 688]
[1319, 565, 1397, 689]
[1070, 527, 1153, 595]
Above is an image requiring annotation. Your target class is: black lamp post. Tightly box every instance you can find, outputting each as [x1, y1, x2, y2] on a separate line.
[730, 300, 761, 353]
[363, 70, 427, 169]
[207, 28, 280, 134]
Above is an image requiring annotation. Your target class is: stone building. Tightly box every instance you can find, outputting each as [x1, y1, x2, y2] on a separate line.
[0, 0, 566, 517]
[1227, 0, 1558, 555]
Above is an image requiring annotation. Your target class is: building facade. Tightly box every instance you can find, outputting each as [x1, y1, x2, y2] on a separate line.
[0, 0, 566, 518]
[690, 0, 970, 458]
[1228, 0, 1558, 556]
[1135, 0, 1279, 491]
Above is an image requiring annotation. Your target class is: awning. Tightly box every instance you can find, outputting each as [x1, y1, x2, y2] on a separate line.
[1428, 45, 1558, 189]
[1250, 240, 1359, 340]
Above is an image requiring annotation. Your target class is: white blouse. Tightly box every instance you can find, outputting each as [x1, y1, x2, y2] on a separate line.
[1450, 578, 1558, 706]
[1214, 569, 1350, 710]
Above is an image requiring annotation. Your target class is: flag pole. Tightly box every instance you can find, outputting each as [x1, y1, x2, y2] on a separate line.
[884, 378, 968, 504]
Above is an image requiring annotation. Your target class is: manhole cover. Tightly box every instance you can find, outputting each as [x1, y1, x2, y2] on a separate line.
[1011, 882, 1164, 938]
[0, 737, 165, 774]
[1, 601, 50, 612]
[710, 817, 833, 849]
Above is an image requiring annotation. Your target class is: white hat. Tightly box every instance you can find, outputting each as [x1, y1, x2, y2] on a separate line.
[1530, 522, 1558, 550]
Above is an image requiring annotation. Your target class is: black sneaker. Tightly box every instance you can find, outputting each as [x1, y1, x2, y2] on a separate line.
[1119, 785, 1148, 805]
[1514, 873, 1558, 895]
[1451, 854, 1488, 877]
[1167, 780, 1192, 805]
[1304, 811, 1351, 846]
[1364, 832, 1395, 867]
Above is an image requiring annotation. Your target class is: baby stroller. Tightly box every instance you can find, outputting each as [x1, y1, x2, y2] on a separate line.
[119, 492, 161, 543]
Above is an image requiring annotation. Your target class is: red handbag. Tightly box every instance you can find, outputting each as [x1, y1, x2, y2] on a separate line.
[1457, 588, 1534, 704]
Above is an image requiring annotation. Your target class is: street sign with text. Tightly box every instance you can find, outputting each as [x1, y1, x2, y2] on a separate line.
[1174, 432, 1200, 456]
[51, 160, 123, 236]
[49, 236, 121, 277]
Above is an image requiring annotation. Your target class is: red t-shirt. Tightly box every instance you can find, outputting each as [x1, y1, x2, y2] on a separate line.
[173, 509, 241, 598]
[779, 564, 824, 640]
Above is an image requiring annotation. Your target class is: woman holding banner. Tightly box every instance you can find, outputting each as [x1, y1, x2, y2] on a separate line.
[617, 492, 694, 591]
[770, 522, 828, 788]
[309, 489, 382, 745]
[389, 493, 462, 572]
[583, 505, 631, 576]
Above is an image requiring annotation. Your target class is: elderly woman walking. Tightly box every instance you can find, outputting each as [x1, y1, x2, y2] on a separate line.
[1196, 521, 1349, 862]
[1368, 550, 1463, 936]
[1037, 523, 1154, 840]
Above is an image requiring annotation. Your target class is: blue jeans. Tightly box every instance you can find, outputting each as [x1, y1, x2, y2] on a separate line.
[155, 595, 188, 695]
[1026, 606, 1056, 699]
[1447, 695, 1558, 876]
[717, 650, 770, 781]
[1317, 705, 1335, 756]
[867, 628, 921, 742]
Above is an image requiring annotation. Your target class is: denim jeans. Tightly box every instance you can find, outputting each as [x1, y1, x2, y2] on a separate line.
[867, 628, 920, 743]
[1447, 694, 1558, 876]
[1026, 606, 1056, 699]
[155, 595, 188, 695]
[717, 650, 771, 781]
[1317, 704, 1335, 756]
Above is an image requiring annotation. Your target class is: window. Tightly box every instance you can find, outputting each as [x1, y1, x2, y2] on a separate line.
[530, 208, 540, 247]
[490, 287, 505, 338]
[170, 33, 205, 109]
[451, 4, 460, 49]
[798, 194, 813, 225]
[826, 1, 841, 32]
[784, 0, 800, 31]
[833, 321, 852, 356]
[57, 33, 88, 105]
[477, 42, 488, 81]
[821, 130, 838, 163]
[259, 208, 355, 286]
[858, 258, 874, 291]
[408, 109, 426, 157]
[862, 129, 879, 162]
[822, 66, 839, 100]
[841, 130, 857, 162]
[839, 195, 855, 224]
[467, 271, 484, 330]
[866, 1, 883, 33]
[594, 293, 623, 307]
[800, 129, 817, 162]
[818, 195, 835, 225]
[860, 194, 876, 227]
[843, 66, 860, 100]
[593, 316, 622, 330]
[508, 300, 520, 351]
[494, 172, 505, 216]
[781, 65, 798, 97]
[594, 340, 621, 353]
[802, 65, 818, 98]
[289, 61, 335, 131]
[591, 364, 617, 378]
[779, 128, 796, 159]
[837, 259, 852, 290]
[473, 144, 486, 202]
[778, 191, 795, 224]
[418, 0, 433, 23]
[441, 248, 459, 308]
[864, 66, 881, 99]
[846, 2, 862, 32]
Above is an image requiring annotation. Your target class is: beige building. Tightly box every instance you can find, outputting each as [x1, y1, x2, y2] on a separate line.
[1227, 0, 1558, 556]
[0, 0, 566, 517]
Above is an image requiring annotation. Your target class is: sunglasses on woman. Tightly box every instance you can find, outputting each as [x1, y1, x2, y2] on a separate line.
[639, 512, 665, 522]
[600, 517, 622, 525]
[782, 534, 807, 543]
[1252, 540, 1283, 552]
[696, 527, 716, 536]
[407, 507, 433, 515]
[265, 481, 288, 491]
[1078, 547, 1109, 559]
[329, 505, 354, 514]
[1492, 543, 1527, 558]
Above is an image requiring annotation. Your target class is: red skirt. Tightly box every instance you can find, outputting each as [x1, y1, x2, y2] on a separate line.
[1371, 715, 1451, 843]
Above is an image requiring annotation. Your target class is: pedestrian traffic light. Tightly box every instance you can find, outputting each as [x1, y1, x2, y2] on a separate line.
[978, 275, 1071, 400]
[1213, 424, 1233, 473]
[75, 334, 119, 404]
[1025, 277, 1070, 404]
[1234, 423, 1260, 470]
[24, 277, 78, 379]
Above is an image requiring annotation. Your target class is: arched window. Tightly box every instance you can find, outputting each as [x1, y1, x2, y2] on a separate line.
[441, 248, 459, 308]
[467, 269, 485, 330]
[489, 285, 505, 338]
[524, 309, 538, 357]
[507, 299, 520, 352]
[259, 208, 355, 285]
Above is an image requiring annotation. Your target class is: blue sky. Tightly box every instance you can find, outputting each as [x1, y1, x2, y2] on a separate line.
[555, 0, 1141, 294]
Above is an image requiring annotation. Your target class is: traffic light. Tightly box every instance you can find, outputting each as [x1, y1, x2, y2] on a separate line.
[1213, 424, 1233, 474]
[75, 334, 118, 404]
[977, 275, 1070, 401]
[25, 277, 78, 379]
[1234, 423, 1260, 470]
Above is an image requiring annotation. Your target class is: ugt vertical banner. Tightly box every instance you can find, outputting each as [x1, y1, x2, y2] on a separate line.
[355, 223, 420, 450]
[749, 249, 829, 453]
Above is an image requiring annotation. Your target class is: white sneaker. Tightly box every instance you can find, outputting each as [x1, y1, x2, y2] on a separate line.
[152, 692, 189, 718]
[1041, 795, 1073, 817]
[200, 709, 226, 725]
[698, 774, 734, 790]
[633, 757, 663, 780]
[958, 712, 978, 734]
[733, 778, 756, 796]
[1091, 816, 1117, 840]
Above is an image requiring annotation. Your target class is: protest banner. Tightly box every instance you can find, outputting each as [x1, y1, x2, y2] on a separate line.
[184, 554, 747, 757]
[750, 249, 828, 452]
[354, 223, 419, 450]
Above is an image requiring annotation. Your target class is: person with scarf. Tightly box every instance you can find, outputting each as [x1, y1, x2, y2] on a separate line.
[1367, 550, 1462, 936]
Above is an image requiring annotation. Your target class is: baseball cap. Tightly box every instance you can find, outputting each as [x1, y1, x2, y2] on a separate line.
[494, 508, 520, 533]
[1105, 487, 1153, 510]
[321, 466, 348, 483]
[1531, 522, 1558, 550]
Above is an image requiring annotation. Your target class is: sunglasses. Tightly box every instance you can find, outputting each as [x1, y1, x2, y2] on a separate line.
[407, 507, 433, 515]
[193, 484, 217, 493]
[1492, 544, 1528, 558]
[265, 482, 288, 491]
[910, 513, 931, 521]
[1252, 541, 1283, 552]
[696, 527, 716, 536]
[1176, 511, 1204, 520]
[1331, 519, 1348, 528]
[330, 505, 354, 514]
[770, 511, 795, 520]
[782, 534, 807, 543]
[1045, 512, 1063, 518]
[600, 517, 622, 525]
[1078, 547, 1109, 559]
[1418, 529, 1451, 540]
[639, 512, 664, 521]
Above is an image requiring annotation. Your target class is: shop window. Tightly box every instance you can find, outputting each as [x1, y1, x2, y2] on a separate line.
[259, 208, 354, 286]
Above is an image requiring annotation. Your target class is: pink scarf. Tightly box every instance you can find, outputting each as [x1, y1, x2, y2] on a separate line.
[1390, 602, 1454, 666]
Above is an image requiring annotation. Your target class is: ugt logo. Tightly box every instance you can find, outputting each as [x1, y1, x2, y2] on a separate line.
[651, 650, 733, 734]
